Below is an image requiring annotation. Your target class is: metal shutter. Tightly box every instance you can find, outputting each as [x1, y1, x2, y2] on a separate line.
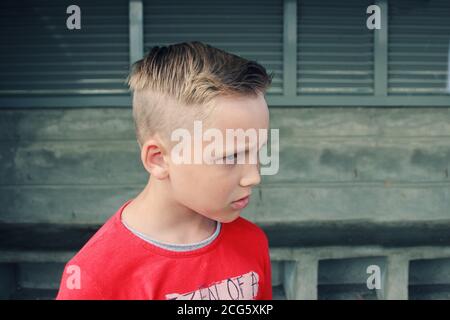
[409, 258, 450, 299]
[318, 257, 386, 300]
[0, 0, 130, 97]
[143, 0, 283, 95]
[297, 0, 374, 95]
[388, 0, 450, 95]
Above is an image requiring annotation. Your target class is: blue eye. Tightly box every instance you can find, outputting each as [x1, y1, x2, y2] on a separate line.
[224, 153, 238, 163]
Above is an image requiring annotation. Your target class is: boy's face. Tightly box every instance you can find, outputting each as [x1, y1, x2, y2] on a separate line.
[167, 92, 269, 223]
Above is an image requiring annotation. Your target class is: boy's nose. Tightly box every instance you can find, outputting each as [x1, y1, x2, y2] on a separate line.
[239, 162, 261, 187]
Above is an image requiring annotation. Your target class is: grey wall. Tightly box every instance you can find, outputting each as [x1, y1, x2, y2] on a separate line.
[1, 106, 449, 299]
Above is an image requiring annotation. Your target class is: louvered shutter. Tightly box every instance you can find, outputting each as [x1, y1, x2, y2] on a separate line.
[388, 0, 450, 95]
[0, 0, 130, 97]
[409, 258, 450, 299]
[297, 0, 374, 95]
[143, 0, 283, 95]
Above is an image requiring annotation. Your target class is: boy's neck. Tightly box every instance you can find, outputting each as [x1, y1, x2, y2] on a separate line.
[121, 176, 218, 245]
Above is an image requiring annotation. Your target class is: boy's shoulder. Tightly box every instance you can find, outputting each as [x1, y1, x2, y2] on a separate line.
[62, 206, 141, 276]
[69, 213, 266, 259]
[57, 209, 270, 299]
[72, 214, 267, 257]
[228, 216, 269, 247]
[232, 218, 271, 257]
[64, 205, 268, 272]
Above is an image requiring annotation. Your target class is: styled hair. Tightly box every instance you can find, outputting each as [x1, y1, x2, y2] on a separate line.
[127, 41, 272, 147]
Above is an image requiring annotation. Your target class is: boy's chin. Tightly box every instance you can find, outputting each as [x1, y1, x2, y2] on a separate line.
[217, 211, 241, 224]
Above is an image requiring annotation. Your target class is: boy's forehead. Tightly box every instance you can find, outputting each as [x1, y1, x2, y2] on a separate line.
[208, 93, 269, 131]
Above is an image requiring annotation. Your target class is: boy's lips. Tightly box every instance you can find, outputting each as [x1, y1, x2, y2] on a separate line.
[231, 195, 251, 210]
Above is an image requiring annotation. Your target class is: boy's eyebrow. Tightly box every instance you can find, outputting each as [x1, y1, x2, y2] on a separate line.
[223, 141, 268, 156]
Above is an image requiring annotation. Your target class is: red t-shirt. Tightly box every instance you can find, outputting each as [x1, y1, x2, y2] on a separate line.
[56, 200, 272, 300]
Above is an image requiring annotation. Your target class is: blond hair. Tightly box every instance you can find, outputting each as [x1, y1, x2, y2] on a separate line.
[127, 41, 272, 147]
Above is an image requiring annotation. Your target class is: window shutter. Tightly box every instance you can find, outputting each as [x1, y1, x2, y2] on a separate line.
[297, 0, 374, 95]
[409, 258, 450, 299]
[388, 0, 450, 95]
[143, 0, 283, 95]
[0, 0, 130, 97]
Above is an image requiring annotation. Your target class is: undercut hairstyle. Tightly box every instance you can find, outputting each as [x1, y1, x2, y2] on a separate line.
[127, 41, 272, 147]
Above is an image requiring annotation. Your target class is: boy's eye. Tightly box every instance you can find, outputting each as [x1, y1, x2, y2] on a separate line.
[223, 153, 238, 163]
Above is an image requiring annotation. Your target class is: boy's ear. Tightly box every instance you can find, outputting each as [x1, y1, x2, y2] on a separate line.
[140, 138, 169, 179]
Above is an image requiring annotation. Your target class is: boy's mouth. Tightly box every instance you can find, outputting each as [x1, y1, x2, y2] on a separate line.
[231, 195, 251, 210]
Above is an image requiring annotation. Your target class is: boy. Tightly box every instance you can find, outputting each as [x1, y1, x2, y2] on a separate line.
[56, 42, 273, 300]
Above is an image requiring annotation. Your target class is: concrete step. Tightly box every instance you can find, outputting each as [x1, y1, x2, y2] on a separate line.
[1, 249, 450, 300]
[10, 288, 58, 300]
[3, 222, 450, 251]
